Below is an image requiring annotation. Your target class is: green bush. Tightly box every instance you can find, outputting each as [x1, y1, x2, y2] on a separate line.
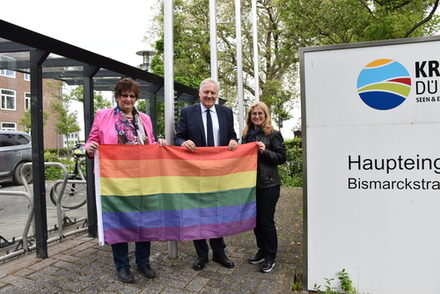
[44, 148, 69, 157]
[44, 150, 74, 180]
[280, 137, 303, 187]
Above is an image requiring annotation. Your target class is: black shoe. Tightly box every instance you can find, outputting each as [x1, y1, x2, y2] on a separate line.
[261, 260, 275, 273]
[212, 255, 235, 269]
[248, 250, 265, 264]
[138, 263, 156, 279]
[192, 256, 209, 271]
[117, 267, 134, 283]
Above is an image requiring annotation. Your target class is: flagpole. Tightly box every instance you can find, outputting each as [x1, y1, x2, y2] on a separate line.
[252, 0, 259, 102]
[209, 0, 218, 82]
[235, 0, 244, 137]
[164, 0, 178, 259]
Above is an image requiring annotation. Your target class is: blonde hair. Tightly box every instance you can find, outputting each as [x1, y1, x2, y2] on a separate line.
[243, 102, 274, 138]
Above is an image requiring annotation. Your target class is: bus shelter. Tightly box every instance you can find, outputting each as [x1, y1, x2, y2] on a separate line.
[0, 20, 199, 258]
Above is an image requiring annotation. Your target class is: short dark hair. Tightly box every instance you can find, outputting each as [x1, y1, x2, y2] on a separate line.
[114, 77, 140, 98]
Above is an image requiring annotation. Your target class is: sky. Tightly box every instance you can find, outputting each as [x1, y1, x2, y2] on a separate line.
[1, 0, 158, 67]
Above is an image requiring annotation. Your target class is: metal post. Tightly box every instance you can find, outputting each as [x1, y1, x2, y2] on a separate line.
[174, 91, 181, 127]
[152, 92, 158, 137]
[149, 85, 161, 138]
[235, 0, 244, 135]
[164, 0, 178, 259]
[251, 0, 259, 102]
[83, 65, 99, 237]
[209, 0, 218, 82]
[30, 49, 49, 259]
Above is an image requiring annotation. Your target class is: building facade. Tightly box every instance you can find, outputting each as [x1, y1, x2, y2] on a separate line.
[0, 70, 64, 149]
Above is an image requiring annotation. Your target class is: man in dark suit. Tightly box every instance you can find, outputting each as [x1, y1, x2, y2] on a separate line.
[175, 78, 238, 271]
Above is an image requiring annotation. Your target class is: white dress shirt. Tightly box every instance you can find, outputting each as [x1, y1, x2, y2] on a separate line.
[200, 104, 220, 147]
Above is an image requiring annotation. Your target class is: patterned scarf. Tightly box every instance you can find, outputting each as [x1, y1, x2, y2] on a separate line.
[113, 106, 148, 145]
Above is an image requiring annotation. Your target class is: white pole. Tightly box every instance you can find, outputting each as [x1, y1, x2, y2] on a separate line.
[251, 0, 259, 102]
[235, 0, 244, 136]
[209, 0, 218, 82]
[164, 0, 178, 259]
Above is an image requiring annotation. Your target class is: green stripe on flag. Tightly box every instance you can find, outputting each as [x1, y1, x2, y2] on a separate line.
[101, 187, 256, 213]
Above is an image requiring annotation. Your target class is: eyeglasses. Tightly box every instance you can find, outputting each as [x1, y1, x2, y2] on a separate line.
[120, 94, 137, 99]
[251, 111, 264, 116]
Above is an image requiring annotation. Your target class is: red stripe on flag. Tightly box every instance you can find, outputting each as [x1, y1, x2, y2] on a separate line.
[99, 142, 258, 161]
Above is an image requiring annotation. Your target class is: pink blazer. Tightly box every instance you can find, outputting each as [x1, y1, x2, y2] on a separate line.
[85, 108, 156, 153]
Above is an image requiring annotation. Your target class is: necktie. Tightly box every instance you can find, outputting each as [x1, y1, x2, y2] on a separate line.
[206, 109, 214, 146]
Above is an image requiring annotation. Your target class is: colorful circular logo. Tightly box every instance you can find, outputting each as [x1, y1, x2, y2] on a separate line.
[357, 59, 411, 110]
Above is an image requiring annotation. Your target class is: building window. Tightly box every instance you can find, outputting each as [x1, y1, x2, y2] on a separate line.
[0, 55, 16, 78]
[0, 69, 16, 78]
[24, 73, 30, 81]
[1, 122, 17, 131]
[63, 132, 79, 148]
[1, 89, 16, 110]
[24, 92, 31, 110]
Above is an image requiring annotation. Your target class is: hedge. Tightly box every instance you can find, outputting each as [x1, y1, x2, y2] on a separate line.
[280, 137, 303, 187]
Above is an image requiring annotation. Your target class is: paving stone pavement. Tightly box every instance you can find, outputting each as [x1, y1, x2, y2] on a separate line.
[0, 187, 305, 294]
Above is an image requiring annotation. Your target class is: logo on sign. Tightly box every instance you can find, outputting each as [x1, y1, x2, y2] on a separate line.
[357, 59, 411, 110]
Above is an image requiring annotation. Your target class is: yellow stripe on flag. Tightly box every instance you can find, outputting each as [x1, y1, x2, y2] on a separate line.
[100, 170, 257, 196]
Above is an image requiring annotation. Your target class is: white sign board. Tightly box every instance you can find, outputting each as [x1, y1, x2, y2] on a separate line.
[302, 37, 440, 294]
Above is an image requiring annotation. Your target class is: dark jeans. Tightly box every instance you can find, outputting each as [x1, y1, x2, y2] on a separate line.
[111, 241, 150, 270]
[193, 238, 226, 259]
[254, 185, 280, 261]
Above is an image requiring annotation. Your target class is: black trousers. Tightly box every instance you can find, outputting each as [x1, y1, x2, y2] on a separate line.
[111, 241, 150, 270]
[254, 185, 280, 261]
[193, 238, 226, 259]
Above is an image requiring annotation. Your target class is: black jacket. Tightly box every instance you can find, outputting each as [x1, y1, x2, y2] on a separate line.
[174, 104, 237, 147]
[243, 129, 286, 188]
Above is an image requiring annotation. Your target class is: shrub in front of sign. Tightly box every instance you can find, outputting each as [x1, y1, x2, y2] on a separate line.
[280, 137, 303, 187]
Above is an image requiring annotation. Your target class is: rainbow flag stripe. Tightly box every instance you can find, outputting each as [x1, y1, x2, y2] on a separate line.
[95, 143, 258, 244]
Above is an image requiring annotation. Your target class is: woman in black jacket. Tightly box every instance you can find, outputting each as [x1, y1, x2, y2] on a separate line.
[242, 102, 286, 273]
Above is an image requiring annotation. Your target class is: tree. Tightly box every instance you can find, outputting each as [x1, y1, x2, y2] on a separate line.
[51, 88, 81, 149]
[69, 86, 112, 113]
[262, 79, 293, 130]
[150, 0, 212, 89]
[150, 0, 299, 128]
[276, 0, 440, 46]
[149, 0, 440, 130]
[18, 109, 48, 133]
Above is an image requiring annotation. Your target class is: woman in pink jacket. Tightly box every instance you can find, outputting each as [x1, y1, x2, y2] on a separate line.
[85, 77, 166, 283]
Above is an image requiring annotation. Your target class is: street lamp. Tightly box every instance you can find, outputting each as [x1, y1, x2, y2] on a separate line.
[136, 50, 155, 71]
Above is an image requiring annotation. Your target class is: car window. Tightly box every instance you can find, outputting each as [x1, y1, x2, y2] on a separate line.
[0, 134, 14, 147]
[0, 134, 30, 147]
[14, 134, 30, 145]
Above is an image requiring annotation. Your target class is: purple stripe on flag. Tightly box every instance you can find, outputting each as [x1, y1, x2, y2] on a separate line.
[104, 216, 256, 243]
[102, 201, 256, 230]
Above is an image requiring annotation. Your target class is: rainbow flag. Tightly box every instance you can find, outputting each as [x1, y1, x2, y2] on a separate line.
[94, 143, 258, 245]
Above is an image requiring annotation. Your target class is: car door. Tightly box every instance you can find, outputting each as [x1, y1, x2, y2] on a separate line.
[0, 133, 18, 177]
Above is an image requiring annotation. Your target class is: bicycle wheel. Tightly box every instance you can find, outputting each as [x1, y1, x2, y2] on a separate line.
[50, 180, 87, 209]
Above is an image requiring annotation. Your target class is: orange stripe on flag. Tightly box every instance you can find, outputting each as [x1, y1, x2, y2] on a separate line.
[99, 143, 258, 161]
[99, 155, 257, 178]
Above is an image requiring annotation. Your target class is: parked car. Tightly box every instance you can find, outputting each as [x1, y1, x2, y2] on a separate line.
[0, 130, 32, 185]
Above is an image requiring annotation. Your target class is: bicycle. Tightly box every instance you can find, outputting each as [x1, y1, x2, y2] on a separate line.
[49, 144, 87, 209]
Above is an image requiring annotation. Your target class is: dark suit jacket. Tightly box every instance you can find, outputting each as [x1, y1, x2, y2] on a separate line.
[174, 104, 237, 147]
